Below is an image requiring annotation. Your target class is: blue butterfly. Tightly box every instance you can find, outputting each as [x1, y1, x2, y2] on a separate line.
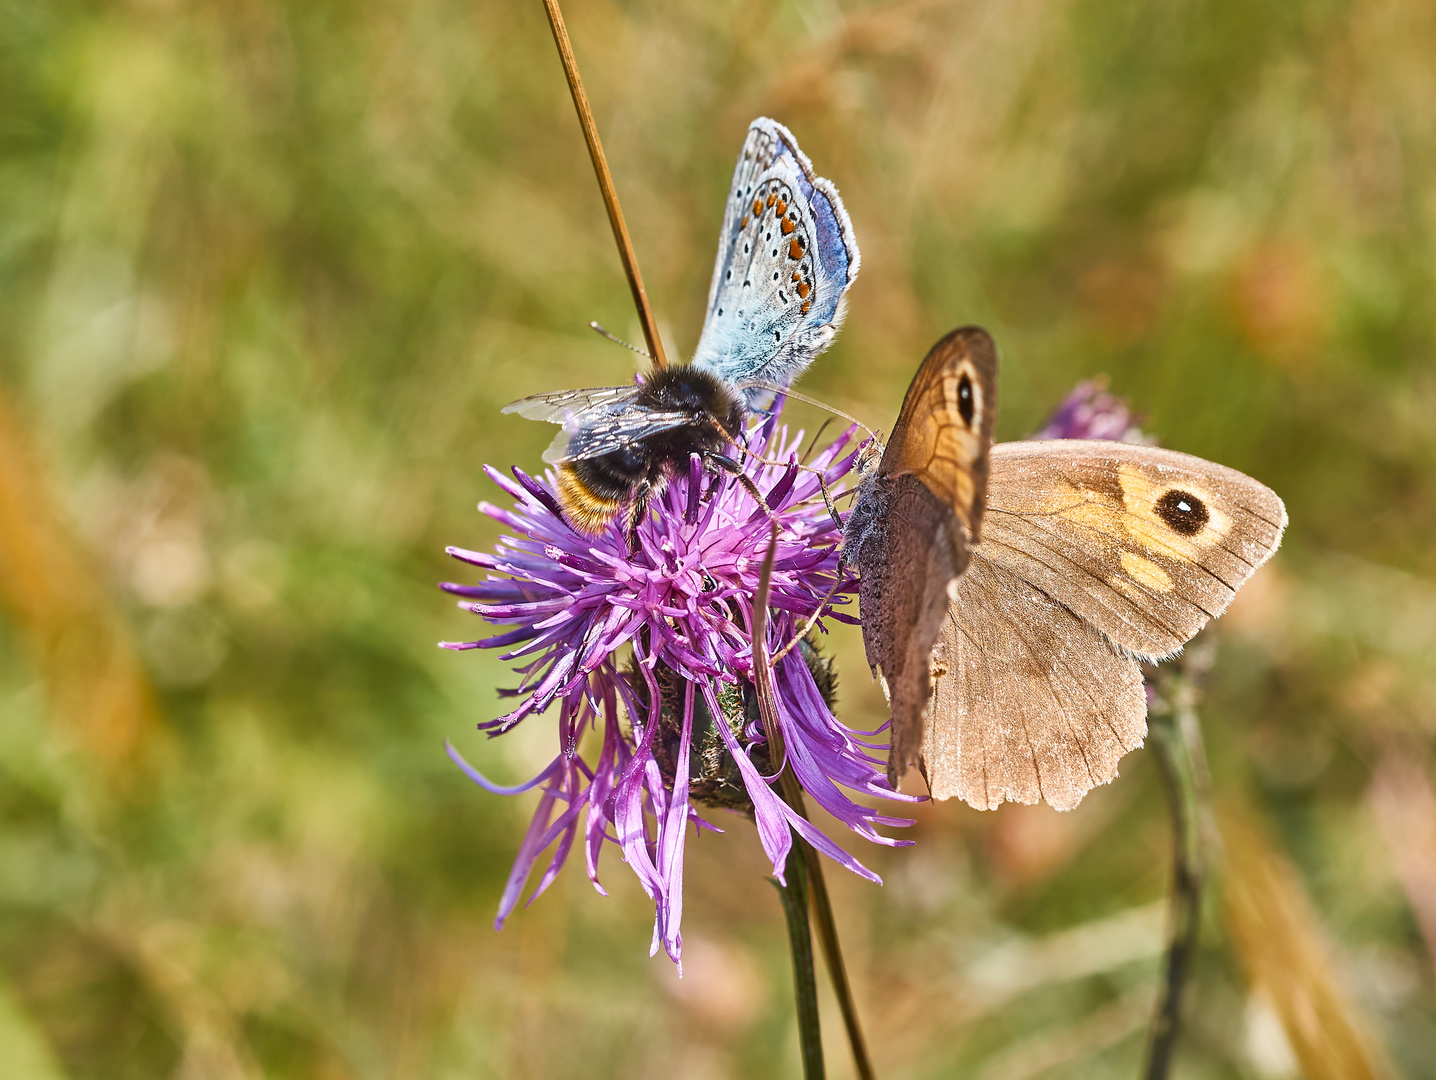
[504, 118, 861, 536]
[692, 118, 861, 404]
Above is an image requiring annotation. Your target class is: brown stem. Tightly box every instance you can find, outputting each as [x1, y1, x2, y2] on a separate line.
[539, 0, 668, 369]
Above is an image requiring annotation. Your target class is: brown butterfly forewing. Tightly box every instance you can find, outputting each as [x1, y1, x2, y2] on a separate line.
[924, 441, 1287, 810]
[842, 326, 998, 787]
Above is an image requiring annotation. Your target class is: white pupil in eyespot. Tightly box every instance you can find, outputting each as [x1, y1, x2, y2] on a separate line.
[1178, 501, 1191, 512]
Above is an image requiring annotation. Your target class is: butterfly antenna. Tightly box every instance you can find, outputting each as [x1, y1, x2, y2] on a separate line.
[801, 417, 836, 465]
[589, 321, 652, 361]
[737, 379, 877, 441]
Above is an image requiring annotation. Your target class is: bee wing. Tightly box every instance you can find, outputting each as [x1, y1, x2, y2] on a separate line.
[544, 402, 699, 465]
[502, 385, 640, 423]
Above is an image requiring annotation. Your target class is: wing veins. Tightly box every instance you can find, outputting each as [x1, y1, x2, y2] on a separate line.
[979, 529, 1193, 647]
[997, 595, 1098, 786]
[991, 496, 1281, 577]
[1062, 622, 1140, 753]
[1015, 510, 1234, 617]
[961, 580, 1047, 804]
[948, 612, 996, 808]
[1044, 619, 1133, 762]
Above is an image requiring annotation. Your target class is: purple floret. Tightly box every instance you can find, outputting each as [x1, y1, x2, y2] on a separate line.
[1033, 378, 1148, 442]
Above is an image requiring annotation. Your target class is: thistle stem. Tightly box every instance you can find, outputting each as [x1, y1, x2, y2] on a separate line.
[1143, 668, 1210, 1080]
[783, 779, 878, 1080]
[754, 526, 877, 1080]
[776, 844, 826, 1080]
[539, 0, 668, 369]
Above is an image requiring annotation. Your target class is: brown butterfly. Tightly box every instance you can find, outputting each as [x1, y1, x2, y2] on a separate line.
[846, 328, 1288, 810]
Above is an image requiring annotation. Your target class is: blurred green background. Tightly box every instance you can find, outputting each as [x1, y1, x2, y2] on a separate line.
[2, 0, 1434, 1077]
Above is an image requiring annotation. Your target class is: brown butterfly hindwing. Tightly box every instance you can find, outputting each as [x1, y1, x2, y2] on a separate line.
[844, 327, 998, 786]
[925, 558, 1148, 811]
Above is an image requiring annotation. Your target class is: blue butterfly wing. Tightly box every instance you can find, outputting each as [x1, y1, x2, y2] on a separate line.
[692, 118, 860, 405]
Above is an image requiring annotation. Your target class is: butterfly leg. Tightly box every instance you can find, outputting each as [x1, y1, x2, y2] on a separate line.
[816, 476, 844, 531]
[771, 573, 848, 665]
[723, 434, 845, 531]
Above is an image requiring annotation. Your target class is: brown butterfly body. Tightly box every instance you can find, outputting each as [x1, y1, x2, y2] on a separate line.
[848, 328, 1288, 810]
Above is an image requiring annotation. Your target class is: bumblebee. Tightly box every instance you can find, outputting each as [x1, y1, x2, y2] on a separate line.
[503, 364, 747, 535]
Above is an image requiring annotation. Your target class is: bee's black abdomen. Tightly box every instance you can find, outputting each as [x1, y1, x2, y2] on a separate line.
[575, 444, 647, 501]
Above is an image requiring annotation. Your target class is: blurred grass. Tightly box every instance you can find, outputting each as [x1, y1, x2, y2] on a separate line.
[1, 0, 1434, 1077]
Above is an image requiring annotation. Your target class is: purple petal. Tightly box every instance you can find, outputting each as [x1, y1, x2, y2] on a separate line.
[701, 681, 792, 880]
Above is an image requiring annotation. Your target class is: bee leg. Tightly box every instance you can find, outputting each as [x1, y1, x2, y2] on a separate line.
[705, 453, 776, 525]
[626, 480, 652, 553]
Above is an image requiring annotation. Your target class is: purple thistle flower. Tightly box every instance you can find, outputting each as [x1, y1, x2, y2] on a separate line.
[1033, 378, 1149, 442]
[441, 410, 916, 967]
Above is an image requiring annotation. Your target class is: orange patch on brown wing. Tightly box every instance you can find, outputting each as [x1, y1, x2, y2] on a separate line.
[775, 198, 787, 216]
[781, 217, 796, 235]
[801, 300, 811, 314]
[789, 239, 804, 259]
[766, 193, 776, 207]
[797, 281, 810, 298]
[752, 199, 763, 217]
